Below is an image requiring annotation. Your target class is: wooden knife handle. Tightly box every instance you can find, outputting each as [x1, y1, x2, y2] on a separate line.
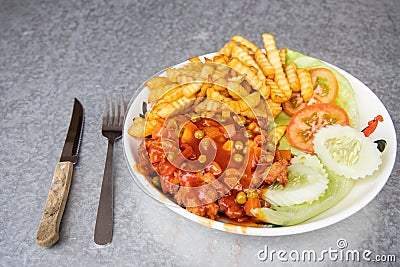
[36, 161, 73, 248]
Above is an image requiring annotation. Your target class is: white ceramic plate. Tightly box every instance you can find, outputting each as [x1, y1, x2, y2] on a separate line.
[123, 53, 397, 236]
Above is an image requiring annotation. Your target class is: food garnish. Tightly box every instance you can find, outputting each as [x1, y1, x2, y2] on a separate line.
[362, 115, 383, 137]
[374, 139, 387, 152]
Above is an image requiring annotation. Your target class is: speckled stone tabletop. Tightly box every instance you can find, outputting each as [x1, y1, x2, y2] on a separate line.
[1, 0, 399, 266]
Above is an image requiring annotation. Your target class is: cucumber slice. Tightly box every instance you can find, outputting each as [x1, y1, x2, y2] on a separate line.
[263, 155, 328, 206]
[313, 125, 382, 179]
[252, 169, 354, 226]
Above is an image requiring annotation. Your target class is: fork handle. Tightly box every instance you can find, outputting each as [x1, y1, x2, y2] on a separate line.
[36, 161, 73, 248]
[94, 139, 114, 245]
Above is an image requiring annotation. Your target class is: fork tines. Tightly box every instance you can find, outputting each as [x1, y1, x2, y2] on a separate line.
[103, 95, 125, 128]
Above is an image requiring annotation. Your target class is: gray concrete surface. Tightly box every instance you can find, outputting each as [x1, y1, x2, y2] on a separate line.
[0, 0, 399, 266]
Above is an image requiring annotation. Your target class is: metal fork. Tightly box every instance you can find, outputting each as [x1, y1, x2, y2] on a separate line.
[94, 95, 125, 245]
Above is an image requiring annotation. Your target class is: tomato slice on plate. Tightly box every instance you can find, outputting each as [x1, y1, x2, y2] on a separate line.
[309, 68, 338, 104]
[287, 103, 350, 153]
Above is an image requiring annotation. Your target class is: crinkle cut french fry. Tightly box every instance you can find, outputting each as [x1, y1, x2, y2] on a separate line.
[166, 67, 182, 82]
[148, 83, 177, 103]
[267, 79, 279, 98]
[259, 82, 270, 99]
[145, 77, 173, 91]
[213, 84, 226, 91]
[238, 99, 249, 112]
[225, 92, 260, 114]
[194, 98, 223, 113]
[255, 49, 275, 77]
[232, 35, 259, 53]
[273, 71, 292, 102]
[297, 68, 314, 102]
[267, 49, 283, 73]
[214, 77, 227, 88]
[207, 88, 237, 113]
[216, 40, 236, 57]
[263, 33, 284, 75]
[227, 100, 240, 114]
[197, 82, 209, 98]
[213, 61, 231, 78]
[262, 34, 291, 103]
[267, 99, 282, 118]
[228, 73, 246, 83]
[279, 48, 287, 67]
[238, 44, 250, 53]
[220, 89, 230, 97]
[157, 86, 184, 103]
[239, 97, 268, 119]
[227, 80, 249, 99]
[155, 96, 193, 118]
[232, 46, 263, 77]
[188, 56, 201, 62]
[200, 63, 216, 80]
[128, 117, 146, 137]
[241, 109, 255, 119]
[228, 58, 264, 91]
[249, 66, 258, 75]
[144, 119, 160, 137]
[208, 86, 228, 102]
[211, 70, 225, 81]
[269, 125, 287, 144]
[213, 54, 229, 65]
[176, 73, 194, 84]
[244, 91, 261, 108]
[216, 65, 231, 76]
[182, 82, 202, 97]
[285, 62, 300, 92]
[180, 62, 203, 73]
[262, 33, 277, 53]
[267, 75, 289, 103]
[146, 107, 159, 121]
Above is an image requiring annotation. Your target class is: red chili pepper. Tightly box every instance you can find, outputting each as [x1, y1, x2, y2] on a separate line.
[362, 115, 383, 137]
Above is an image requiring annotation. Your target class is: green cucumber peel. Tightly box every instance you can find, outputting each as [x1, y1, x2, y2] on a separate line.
[252, 169, 354, 226]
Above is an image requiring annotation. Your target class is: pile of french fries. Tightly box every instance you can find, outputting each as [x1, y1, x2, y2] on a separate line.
[128, 33, 314, 138]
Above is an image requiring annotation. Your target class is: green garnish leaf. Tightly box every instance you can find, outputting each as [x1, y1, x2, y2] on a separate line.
[374, 139, 387, 152]
[142, 101, 148, 115]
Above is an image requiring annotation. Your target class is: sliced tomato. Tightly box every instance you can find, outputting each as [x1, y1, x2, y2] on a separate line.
[282, 93, 306, 116]
[287, 103, 349, 153]
[309, 68, 338, 104]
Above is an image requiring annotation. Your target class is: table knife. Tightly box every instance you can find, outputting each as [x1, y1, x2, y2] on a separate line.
[36, 98, 84, 248]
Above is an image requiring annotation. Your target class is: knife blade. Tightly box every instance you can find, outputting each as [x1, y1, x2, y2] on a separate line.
[36, 98, 84, 248]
